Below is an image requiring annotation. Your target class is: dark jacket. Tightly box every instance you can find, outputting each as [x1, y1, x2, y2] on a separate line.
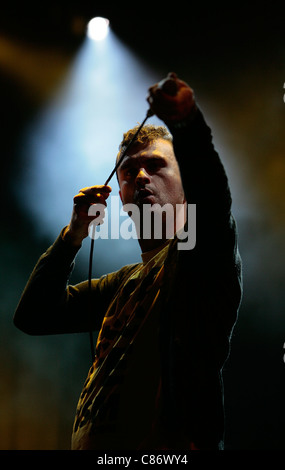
[14, 107, 242, 449]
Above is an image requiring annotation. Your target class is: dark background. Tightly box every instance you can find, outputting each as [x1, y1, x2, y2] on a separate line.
[0, 0, 284, 450]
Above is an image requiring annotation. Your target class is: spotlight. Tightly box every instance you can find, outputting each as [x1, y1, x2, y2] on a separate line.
[87, 17, 110, 41]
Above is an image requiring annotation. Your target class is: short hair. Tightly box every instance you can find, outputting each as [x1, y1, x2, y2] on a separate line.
[116, 124, 173, 167]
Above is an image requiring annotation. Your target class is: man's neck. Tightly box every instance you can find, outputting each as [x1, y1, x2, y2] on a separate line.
[135, 202, 186, 254]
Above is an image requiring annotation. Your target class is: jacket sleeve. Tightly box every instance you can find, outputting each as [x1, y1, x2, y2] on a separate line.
[169, 107, 232, 225]
[167, 105, 243, 352]
[13, 229, 137, 335]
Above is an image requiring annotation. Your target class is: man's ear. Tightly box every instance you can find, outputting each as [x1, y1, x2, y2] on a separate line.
[119, 189, 122, 203]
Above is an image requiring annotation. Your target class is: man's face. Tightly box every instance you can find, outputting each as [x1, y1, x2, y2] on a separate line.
[117, 138, 185, 209]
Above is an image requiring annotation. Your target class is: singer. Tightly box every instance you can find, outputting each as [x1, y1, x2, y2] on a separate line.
[14, 73, 242, 450]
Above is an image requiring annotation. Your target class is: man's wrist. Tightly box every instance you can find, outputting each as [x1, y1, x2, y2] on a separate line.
[166, 104, 198, 131]
[62, 226, 83, 248]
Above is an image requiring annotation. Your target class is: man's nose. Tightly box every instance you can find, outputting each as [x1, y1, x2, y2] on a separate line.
[135, 168, 150, 186]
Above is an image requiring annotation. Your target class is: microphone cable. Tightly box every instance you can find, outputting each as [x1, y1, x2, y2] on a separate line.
[88, 108, 154, 362]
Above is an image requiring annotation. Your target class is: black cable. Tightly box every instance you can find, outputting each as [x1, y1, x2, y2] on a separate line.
[104, 108, 154, 186]
[88, 108, 153, 362]
[88, 229, 96, 362]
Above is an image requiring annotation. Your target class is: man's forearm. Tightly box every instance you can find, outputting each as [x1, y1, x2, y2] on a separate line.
[167, 106, 238, 266]
[169, 107, 232, 216]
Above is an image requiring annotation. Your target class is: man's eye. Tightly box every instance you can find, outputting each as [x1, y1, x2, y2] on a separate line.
[147, 161, 159, 172]
[125, 168, 136, 177]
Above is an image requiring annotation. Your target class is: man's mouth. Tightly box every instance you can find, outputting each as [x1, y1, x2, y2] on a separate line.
[135, 188, 154, 204]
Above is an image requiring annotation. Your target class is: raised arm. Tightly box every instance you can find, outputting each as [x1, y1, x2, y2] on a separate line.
[147, 72, 237, 258]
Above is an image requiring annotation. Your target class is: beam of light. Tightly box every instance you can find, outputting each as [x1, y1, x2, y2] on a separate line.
[87, 17, 110, 41]
[16, 28, 161, 273]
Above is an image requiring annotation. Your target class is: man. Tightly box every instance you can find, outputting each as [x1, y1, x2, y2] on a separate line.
[14, 73, 242, 450]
